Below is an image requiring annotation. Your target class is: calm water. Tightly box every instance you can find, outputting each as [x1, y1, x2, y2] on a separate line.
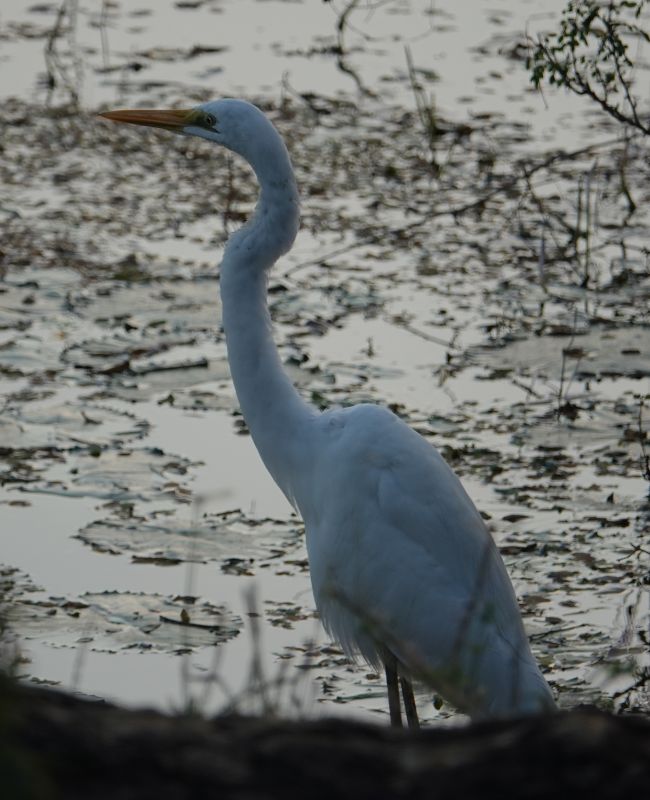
[1, 0, 648, 722]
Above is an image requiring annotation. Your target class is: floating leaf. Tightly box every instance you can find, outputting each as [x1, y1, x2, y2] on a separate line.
[10, 590, 241, 653]
[77, 511, 303, 567]
[21, 447, 195, 502]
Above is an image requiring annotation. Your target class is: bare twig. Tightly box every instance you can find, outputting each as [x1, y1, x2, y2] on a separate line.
[405, 46, 439, 175]
[99, 0, 111, 70]
[638, 397, 650, 482]
[44, 0, 82, 108]
[332, 0, 376, 97]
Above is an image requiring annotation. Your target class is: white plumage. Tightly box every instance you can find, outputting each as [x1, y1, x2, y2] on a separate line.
[100, 99, 555, 725]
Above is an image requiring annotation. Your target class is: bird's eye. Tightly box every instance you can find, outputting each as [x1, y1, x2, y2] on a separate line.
[203, 113, 217, 129]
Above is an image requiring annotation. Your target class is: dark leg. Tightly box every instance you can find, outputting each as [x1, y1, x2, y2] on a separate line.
[384, 655, 402, 728]
[400, 676, 420, 730]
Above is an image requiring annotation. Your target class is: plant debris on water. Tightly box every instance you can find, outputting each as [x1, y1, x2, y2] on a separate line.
[0, 0, 648, 721]
[7, 583, 242, 654]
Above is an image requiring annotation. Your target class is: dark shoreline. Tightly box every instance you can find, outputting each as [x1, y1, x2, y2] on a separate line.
[2, 679, 649, 799]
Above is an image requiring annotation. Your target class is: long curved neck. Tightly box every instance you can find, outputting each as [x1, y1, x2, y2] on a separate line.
[219, 147, 314, 507]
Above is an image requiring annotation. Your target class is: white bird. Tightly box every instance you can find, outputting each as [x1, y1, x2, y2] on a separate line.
[99, 99, 555, 726]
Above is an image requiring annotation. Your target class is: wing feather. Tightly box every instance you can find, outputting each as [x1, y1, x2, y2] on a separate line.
[297, 404, 550, 714]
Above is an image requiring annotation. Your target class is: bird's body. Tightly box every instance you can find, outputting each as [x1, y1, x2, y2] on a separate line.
[297, 403, 553, 716]
[100, 99, 555, 723]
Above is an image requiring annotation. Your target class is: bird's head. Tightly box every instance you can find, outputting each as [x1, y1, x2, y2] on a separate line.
[98, 98, 283, 167]
[99, 97, 299, 258]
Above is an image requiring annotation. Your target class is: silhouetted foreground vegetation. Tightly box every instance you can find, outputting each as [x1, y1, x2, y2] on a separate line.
[2, 678, 649, 799]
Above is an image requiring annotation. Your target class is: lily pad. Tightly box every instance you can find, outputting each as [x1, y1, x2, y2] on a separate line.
[0, 270, 80, 329]
[21, 447, 195, 503]
[0, 401, 149, 452]
[72, 278, 222, 331]
[10, 591, 241, 653]
[0, 333, 63, 376]
[472, 325, 650, 381]
[77, 510, 304, 567]
[64, 335, 232, 402]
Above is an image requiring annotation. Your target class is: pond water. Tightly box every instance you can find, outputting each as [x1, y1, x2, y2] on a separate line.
[0, 0, 649, 724]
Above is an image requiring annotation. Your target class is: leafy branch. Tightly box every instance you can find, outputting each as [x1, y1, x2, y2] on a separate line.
[528, 0, 650, 135]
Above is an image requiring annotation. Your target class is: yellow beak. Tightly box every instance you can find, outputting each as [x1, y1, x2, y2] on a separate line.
[97, 107, 195, 132]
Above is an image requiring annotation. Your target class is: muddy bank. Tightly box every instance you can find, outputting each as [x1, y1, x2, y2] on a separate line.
[2, 679, 650, 799]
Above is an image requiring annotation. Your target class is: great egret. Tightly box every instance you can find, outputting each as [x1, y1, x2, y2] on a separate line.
[99, 99, 555, 726]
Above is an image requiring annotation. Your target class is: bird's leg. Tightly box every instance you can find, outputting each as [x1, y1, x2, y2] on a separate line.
[400, 677, 420, 730]
[384, 655, 402, 727]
